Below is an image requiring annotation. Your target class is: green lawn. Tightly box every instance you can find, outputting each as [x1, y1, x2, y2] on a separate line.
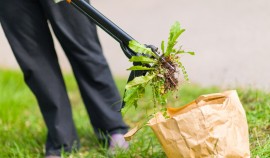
[0, 69, 269, 158]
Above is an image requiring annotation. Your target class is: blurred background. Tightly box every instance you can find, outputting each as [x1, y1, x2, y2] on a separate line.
[1, 0, 270, 90]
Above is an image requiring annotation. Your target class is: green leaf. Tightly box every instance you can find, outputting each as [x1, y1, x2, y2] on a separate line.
[124, 85, 144, 102]
[125, 74, 156, 89]
[186, 51, 195, 55]
[122, 85, 145, 114]
[161, 40, 165, 54]
[127, 66, 155, 71]
[129, 56, 157, 64]
[176, 50, 195, 55]
[165, 21, 185, 56]
[129, 40, 156, 57]
[121, 103, 133, 115]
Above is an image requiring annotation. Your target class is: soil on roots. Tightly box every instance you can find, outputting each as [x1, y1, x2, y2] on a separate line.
[162, 56, 179, 93]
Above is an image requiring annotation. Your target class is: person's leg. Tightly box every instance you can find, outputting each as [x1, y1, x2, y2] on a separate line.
[0, 0, 79, 156]
[39, 0, 129, 139]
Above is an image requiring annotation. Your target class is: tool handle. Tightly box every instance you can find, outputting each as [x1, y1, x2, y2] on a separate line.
[68, 0, 134, 46]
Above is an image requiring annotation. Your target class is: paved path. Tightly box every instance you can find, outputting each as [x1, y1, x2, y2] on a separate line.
[1, 0, 270, 90]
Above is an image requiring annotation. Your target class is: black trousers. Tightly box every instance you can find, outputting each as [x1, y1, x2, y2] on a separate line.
[0, 0, 128, 156]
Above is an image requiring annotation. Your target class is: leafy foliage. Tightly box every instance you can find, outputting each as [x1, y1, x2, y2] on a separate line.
[125, 74, 156, 89]
[127, 66, 155, 71]
[128, 40, 157, 57]
[129, 56, 157, 64]
[164, 21, 185, 57]
[123, 21, 194, 114]
[122, 74, 156, 113]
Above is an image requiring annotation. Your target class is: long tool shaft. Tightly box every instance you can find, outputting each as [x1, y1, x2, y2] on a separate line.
[69, 0, 133, 46]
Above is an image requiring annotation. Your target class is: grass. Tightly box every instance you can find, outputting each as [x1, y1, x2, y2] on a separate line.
[0, 69, 269, 158]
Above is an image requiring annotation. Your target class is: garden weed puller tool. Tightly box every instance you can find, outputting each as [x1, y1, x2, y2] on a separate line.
[54, 0, 176, 107]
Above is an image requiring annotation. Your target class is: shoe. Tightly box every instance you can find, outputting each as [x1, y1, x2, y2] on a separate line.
[109, 133, 129, 150]
[45, 156, 61, 158]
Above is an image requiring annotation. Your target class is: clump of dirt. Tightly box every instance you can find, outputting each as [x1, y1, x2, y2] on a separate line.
[161, 56, 179, 93]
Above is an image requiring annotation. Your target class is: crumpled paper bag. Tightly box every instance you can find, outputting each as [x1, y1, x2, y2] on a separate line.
[125, 90, 250, 158]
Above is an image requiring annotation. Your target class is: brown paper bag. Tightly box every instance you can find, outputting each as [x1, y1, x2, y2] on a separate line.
[125, 90, 250, 158]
